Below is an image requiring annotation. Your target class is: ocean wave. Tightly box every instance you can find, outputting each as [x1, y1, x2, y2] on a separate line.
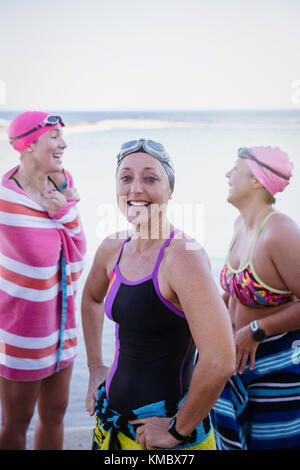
[0, 118, 10, 127]
[63, 118, 300, 133]
[63, 118, 195, 133]
[0, 117, 300, 139]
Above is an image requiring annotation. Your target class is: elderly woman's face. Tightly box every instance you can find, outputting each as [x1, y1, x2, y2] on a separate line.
[116, 152, 171, 226]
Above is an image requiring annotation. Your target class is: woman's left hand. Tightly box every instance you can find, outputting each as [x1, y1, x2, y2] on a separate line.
[234, 325, 259, 374]
[42, 190, 67, 215]
[129, 417, 180, 450]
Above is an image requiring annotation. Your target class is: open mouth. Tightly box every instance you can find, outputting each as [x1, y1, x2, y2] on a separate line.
[127, 200, 151, 207]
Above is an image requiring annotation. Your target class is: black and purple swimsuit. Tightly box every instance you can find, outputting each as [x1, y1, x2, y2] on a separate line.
[104, 230, 196, 414]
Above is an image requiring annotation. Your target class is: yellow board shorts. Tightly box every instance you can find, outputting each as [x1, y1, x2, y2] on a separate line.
[92, 417, 216, 450]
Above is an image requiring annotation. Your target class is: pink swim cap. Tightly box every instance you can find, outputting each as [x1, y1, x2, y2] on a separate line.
[238, 146, 294, 196]
[7, 111, 64, 153]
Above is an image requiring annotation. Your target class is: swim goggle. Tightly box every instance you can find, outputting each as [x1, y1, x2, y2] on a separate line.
[11, 115, 65, 141]
[116, 139, 173, 169]
[238, 147, 290, 181]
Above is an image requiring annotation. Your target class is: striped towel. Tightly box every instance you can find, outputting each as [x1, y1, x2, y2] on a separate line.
[0, 166, 86, 381]
[212, 330, 300, 450]
[92, 382, 215, 450]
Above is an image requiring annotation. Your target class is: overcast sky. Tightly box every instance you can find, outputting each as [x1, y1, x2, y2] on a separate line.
[0, 0, 300, 111]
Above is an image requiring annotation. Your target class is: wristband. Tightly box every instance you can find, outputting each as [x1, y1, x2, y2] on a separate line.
[168, 417, 190, 444]
[250, 320, 266, 342]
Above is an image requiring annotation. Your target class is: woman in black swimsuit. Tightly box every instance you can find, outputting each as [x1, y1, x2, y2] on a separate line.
[81, 139, 235, 450]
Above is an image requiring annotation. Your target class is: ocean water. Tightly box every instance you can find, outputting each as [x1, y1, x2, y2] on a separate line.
[0, 109, 300, 433]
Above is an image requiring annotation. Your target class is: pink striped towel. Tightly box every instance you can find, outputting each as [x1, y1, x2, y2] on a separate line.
[0, 166, 86, 381]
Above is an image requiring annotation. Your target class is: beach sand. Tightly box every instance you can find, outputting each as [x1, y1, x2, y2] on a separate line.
[26, 426, 94, 450]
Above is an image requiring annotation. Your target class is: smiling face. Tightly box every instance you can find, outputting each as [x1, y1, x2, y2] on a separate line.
[116, 152, 172, 227]
[28, 128, 67, 173]
[226, 158, 255, 205]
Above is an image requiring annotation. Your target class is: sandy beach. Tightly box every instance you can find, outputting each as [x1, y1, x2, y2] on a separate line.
[26, 426, 94, 450]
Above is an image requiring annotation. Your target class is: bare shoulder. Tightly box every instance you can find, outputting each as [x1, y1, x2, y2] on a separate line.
[265, 212, 300, 244]
[263, 213, 300, 265]
[164, 232, 211, 274]
[83, 232, 128, 301]
[162, 232, 222, 309]
[93, 231, 129, 271]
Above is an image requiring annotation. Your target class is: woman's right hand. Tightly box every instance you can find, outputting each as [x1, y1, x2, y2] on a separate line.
[85, 364, 109, 416]
[42, 190, 67, 215]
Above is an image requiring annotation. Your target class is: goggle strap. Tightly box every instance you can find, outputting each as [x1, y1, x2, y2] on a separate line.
[118, 140, 167, 162]
[239, 149, 290, 181]
[11, 116, 64, 141]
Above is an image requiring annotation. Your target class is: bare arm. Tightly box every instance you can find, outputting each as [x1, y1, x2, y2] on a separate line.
[130, 241, 235, 448]
[81, 237, 119, 415]
[259, 218, 300, 335]
[168, 245, 235, 436]
[234, 216, 300, 374]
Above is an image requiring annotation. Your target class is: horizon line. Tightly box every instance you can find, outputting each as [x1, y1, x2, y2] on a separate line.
[1, 107, 300, 113]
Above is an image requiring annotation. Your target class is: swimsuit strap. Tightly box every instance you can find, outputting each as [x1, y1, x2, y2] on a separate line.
[249, 211, 278, 263]
[227, 211, 278, 269]
[152, 229, 181, 276]
[9, 175, 23, 190]
[9, 175, 60, 192]
[114, 229, 180, 278]
[47, 176, 60, 191]
[114, 234, 132, 267]
[226, 223, 242, 268]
